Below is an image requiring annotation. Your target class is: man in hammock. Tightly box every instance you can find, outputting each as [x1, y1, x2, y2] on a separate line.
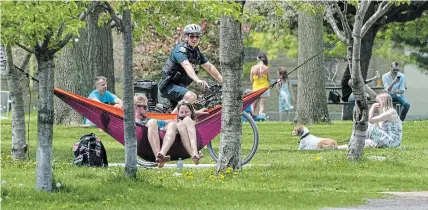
[134, 95, 178, 168]
[158, 24, 223, 105]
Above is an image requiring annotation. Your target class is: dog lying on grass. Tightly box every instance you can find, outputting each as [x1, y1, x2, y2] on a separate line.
[292, 125, 338, 150]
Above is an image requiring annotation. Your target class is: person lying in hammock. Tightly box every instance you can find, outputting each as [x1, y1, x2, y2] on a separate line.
[134, 95, 178, 168]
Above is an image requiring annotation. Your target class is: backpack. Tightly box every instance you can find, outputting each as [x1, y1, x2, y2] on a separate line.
[72, 133, 108, 167]
[328, 90, 341, 104]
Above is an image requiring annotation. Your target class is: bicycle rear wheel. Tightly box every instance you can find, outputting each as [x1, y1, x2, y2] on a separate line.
[207, 111, 259, 166]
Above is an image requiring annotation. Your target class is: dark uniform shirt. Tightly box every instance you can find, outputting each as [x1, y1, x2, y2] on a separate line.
[161, 41, 209, 87]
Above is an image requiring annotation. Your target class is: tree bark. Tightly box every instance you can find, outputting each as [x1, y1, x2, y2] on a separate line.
[347, 2, 370, 162]
[5, 45, 27, 160]
[54, 5, 114, 125]
[216, 1, 245, 173]
[35, 52, 55, 192]
[122, 6, 137, 178]
[294, 5, 329, 124]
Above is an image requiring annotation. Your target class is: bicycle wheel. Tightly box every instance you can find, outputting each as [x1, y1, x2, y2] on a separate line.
[207, 111, 259, 166]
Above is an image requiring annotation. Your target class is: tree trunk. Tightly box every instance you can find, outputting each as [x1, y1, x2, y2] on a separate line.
[5, 45, 27, 160]
[294, 5, 329, 124]
[90, 6, 115, 92]
[347, 3, 370, 162]
[35, 52, 55, 192]
[54, 6, 114, 125]
[216, 1, 245, 173]
[360, 28, 376, 80]
[122, 7, 137, 178]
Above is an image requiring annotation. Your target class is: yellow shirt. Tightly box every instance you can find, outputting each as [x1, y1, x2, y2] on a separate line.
[252, 74, 269, 91]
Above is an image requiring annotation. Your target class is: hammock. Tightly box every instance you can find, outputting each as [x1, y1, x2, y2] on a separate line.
[54, 87, 268, 161]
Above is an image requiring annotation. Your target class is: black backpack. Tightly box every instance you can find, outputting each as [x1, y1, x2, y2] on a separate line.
[72, 133, 108, 167]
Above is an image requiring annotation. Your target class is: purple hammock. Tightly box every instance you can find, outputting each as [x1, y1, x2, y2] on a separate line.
[54, 88, 267, 161]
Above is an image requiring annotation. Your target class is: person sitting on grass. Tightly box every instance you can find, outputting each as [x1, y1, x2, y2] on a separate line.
[134, 95, 177, 168]
[85, 76, 123, 126]
[365, 92, 402, 148]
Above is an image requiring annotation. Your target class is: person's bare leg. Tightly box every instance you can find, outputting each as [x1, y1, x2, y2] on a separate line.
[182, 117, 198, 157]
[279, 112, 282, 121]
[159, 122, 177, 155]
[251, 98, 259, 115]
[177, 121, 193, 157]
[146, 119, 161, 156]
[183, 91, 197, 104]
[259, 97, 266, 116]
[286, 111, 289, 121]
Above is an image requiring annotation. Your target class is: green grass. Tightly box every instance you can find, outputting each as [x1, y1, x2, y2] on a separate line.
[2, 116, 428, 210]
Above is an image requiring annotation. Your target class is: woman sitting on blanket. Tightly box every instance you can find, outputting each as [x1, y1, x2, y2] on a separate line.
[365, 92, 402, 148]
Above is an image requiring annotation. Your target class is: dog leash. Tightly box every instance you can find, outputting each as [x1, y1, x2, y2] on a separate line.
[269, 39, 341, 89]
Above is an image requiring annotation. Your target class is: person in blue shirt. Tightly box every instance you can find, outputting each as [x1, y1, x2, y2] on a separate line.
[88, 76, 123, 107]
[85, 76, 123, 125]
[158, 24, 223, 104]
[382, 61, 410, 121]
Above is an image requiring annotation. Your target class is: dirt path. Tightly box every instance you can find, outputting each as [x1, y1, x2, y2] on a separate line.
[323, 192, 428, 210]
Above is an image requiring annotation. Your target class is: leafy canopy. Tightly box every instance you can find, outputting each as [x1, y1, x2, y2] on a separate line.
[1, 1, 87, 51]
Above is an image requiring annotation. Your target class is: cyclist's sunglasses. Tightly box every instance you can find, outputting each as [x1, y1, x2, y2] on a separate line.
[189, 34, 201, 39]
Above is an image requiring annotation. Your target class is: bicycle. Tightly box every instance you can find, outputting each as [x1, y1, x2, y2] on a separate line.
[134, 80, 259, 166]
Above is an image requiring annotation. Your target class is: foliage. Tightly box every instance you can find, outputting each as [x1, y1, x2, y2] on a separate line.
[1, 1, 87, 50]
[374, 11, 428, 71]
[244, 1, 298, 60]
[2, 118, 428, 209]
[107, 1, 243, 80]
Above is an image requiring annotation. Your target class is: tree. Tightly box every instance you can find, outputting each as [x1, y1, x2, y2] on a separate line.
[325, 1, 393, 161]
[122, 3, 137, 178]
[293, 3, 329, 124]
[54, 5, 114, 125]
[216, 1, 245, 172]
[333, 1, 428, 80]
[102, 1, 137, 178]
[1, 1, 99, 192]
[5, 45, 30, 160]
[376, 11, 428, 71]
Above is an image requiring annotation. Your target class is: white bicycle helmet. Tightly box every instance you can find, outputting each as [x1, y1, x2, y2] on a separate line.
[183, 24, 203, 35]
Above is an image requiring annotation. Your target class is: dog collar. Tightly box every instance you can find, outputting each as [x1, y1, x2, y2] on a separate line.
[298, 132, 310, 143]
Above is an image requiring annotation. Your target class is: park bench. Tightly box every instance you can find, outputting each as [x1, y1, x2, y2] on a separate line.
[326, 86, 402, 120]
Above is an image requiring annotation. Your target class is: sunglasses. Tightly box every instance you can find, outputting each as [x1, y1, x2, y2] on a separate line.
[136, 105, 148, 111]
[189, 35, 201, 39]
[392, 69, 399, 72]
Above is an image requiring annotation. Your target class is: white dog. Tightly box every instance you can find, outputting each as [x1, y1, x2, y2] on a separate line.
[292, 126, 338, 150]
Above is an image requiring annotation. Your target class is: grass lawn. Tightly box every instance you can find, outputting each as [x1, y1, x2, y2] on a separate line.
[1, 116, 428, 210]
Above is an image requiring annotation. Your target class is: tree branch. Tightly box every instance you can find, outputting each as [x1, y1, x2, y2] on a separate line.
[361, 1, 393, 37]
[53, 1, 100, 53]
[382, 2, 428, 26]
[18, 52, 32, 82]
[16, 42, 36, 54]
[104, 2, 123, 31]
[56, 22, 65, 39]
[324, 3, 350, 45]
[337, 3, 352, 40]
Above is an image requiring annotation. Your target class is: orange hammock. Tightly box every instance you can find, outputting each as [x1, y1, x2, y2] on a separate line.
[54, 87, 268, 161]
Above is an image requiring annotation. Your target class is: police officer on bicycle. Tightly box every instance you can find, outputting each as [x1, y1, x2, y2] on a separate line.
[158, 24, 223, 104]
